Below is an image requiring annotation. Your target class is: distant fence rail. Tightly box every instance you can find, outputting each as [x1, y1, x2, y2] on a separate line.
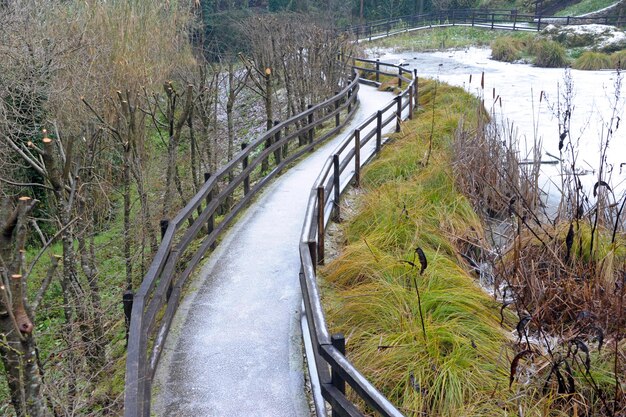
[124, 65, 360, 417]
[300, 57, 417, 417]
[348, 8, 626, 40]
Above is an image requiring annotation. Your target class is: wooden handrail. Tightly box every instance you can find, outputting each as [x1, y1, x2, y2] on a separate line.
[124, 66, 360, 417]
[300, 57, 417, 416]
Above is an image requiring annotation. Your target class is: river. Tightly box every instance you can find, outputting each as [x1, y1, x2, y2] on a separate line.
[369, 46, 626, 216]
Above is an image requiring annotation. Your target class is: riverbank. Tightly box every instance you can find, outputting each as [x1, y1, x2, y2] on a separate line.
[321, 73, 625, 415]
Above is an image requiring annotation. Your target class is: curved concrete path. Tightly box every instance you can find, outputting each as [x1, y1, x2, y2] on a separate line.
[152, 85, 393, 417]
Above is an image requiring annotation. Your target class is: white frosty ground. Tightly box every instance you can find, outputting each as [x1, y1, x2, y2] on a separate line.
[371, 46, 626, 212]
[151, 85, 394, 417]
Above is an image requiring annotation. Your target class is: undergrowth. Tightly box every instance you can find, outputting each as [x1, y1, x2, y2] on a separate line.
[322, 74, 626, 416]
[452, 69, 626, 415]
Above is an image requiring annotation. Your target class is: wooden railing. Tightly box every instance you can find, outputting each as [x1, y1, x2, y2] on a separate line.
[124, 68, 360, 417]
[300, 58, 416, 417]
[348, 8, 626, 40]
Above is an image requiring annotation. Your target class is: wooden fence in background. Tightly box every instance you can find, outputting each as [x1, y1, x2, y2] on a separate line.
[348, 8, 626, 40]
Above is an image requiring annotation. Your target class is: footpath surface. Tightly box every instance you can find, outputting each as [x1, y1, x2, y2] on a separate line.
[152, 85, 392, 417]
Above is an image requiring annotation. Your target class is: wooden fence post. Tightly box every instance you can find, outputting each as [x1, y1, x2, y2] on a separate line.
[398, 66, 403, 88]
[333, 154, 341, 223]
[317, 186, 325, 265]
[204, 172, 216, 249]
[123, 290, 134, 347]
[347, 90, 352, 113]
[376, 59, 380, 83]
[376, 110, 382, 153]
[414, 71, 419, 109]
[308, 240, 318, 274]
[241, 143, 250, 195]
[160, 219, 169, 240]
[354, 129, 361, 188]
[273, 120, 282, 165]
[262, 134, 271, 174]
[334, 93, 340, 127]
[409, 87, 414, 120]
[396, 96, 402, 132]
[331, 333, 346, 417]
[308, 104, 314, 147]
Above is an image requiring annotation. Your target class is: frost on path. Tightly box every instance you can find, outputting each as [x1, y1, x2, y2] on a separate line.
[151, 85, 392, 417]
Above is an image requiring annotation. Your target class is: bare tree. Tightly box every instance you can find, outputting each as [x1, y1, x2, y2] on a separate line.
[0, 197, 50, 417]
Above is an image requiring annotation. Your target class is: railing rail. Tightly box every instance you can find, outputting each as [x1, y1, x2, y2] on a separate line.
[124, 65, 361, 417]
[300, 57, 418, 417]
[347, 8, 626, 40]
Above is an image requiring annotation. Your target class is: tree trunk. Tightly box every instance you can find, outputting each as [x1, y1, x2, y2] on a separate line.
[0, 198, 50, 417]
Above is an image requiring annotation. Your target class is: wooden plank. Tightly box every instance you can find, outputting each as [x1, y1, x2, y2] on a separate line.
[321, 345, 404, 417]
[299, 242, 331, 345]
[321, 384, 364, 417]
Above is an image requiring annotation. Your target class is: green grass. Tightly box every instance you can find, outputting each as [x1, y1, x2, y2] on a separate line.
[531, 39, 570, 67]
[321, 79, 516, 416]
[369, 27, 535, 52]
[555, 0, 617, 16]
[573, 50, 614, 70]
[490, 36, 524, 62]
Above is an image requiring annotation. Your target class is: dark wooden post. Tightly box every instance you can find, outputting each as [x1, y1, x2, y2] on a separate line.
[308, 240, 317, 274]
[160, 219, 169, 240]
[396, 96, 402, 132]
[317, 186, 325, 265]
[375, 59, 380, 83]
[537, 16, 541, 31]
[513, 11, 518, 29]
[273, 120, 282, 165]
[376, 110, 382, 153]
[409, 88, 414, 120]
[308, 104, 314, 146]
[123, 290, 134, 347]
[471, 10, 475, 26]
[354, 129, 361, 188]
[347, 90, 352, 113]
[398, 66, 403, 88]
[241, 143, 250, 195]
[331, 333, 346, 417]
[414, 71, 419, 109]
[332, 154, 341, 223]
[334, 93, 340, 127]
[204, 172, 216, 249]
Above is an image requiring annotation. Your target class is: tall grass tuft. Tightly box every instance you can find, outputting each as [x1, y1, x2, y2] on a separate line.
[573, 51, 613, 70]
[490, 37, 522, 63]
[531, 39, 569, 68]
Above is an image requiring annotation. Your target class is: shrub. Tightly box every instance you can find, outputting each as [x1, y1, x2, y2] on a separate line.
[611, 49, 626, 69]
[573, 51, 613, 70]
[532, 39, 569, 68]
[490, 37, 521, 62]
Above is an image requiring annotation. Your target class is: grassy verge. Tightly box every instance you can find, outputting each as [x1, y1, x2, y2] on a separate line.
[369, 27, 535, 52]
[320, 79, 516, 416]
[555, 0, 617, 16]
